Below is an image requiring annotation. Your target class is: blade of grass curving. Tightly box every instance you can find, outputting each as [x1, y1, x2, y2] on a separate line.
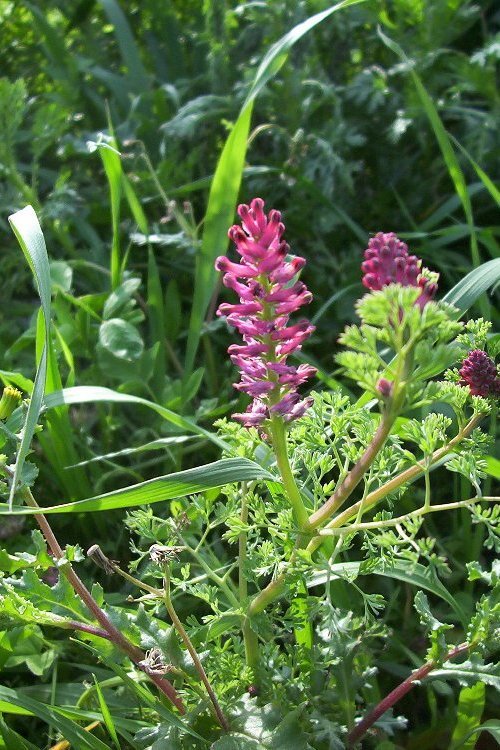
[442, 258, 500, 313]
[184, 0, 364, 374]
[0, 458, 275, 515]
[0, 686, 109, 750]
[92, 676, 121, 749]
[378, 30, 482, 278]
[42, 385, 229, 450]
[98, 0, 149, 93]
[36, 313, 92, 500]
[147, 247, 167, 396]
[307, 560, 466, 626]
[449, 134, 500, 207]
[7, 207, 51, 511]
[449, 682, 486, 750]
[69, 437, 195, 468]
[97, 139, 122, 289]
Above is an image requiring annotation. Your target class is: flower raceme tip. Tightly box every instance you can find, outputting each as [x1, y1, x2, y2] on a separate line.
[362, 232, 437, 309]
[459, 349, 500, 398]
[215, 198, 316, 428]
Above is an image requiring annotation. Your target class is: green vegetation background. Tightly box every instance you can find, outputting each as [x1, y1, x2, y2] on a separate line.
[0, 0, 499, 746]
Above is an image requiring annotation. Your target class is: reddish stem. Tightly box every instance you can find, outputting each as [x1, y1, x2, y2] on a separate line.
[309, 414, 395, 529]
[66, 621, 111, 640]
[24, 491, 185, 714]
[347, 642, 470, 747]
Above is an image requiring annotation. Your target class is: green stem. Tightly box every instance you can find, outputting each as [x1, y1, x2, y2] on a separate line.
[317, 496, 498, 536]
[111, 563, 163, 597]
[238, 482, 260, 671]
[239, 482, 249, 602]
[163, 567, 229, 731]
[180, 536, 240, 608]
[270, 416, 311, 532]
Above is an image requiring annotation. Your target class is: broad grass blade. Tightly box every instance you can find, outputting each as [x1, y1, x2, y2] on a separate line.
[8, 207, 51, 510]
[0, 458, 275, 515]
[185, 0, 365, 374]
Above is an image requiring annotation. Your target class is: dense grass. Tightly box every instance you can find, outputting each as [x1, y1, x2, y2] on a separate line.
[0, 1, 499, 747]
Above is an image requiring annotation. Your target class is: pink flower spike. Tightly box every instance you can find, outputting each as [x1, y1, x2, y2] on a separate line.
[459, 349, 499, 397]
[362, 231, 438, 308]
[216, 198, 316, 429]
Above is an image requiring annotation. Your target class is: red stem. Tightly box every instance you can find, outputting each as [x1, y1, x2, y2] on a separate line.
[309, 414, 395, 529]
[347, 642, 470, 747]
[66, 621, 111, 640]
[26, 493, 185, 713]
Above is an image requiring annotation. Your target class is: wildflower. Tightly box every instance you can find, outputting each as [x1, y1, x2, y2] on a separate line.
[459, 349, 500, 398]
[0, 386, 22, 420]
[362, 232, 437, 309]
[376, 378, 393, 399]
[215, 198, 316, 428]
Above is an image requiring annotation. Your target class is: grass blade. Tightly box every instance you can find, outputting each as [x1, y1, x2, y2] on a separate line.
[379, 29, 481, 274]
[307, 560, 466, 626]
[42, 385, 229, 450]
[0, 686, 109, 750]
[449, 682, 485, 750]
[98, 0, 149, 93]
[92, 676, 121, 749]
[185, 0, 365, 374]
[97, 139, 122, 289]
[0, 458, 275, 515]
[442, 258, 500, 313]
[7, 207, 51, 510]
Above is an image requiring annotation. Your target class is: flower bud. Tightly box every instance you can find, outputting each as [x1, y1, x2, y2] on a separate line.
[459, 350, 500, 398]
[87, 544, 117, 575]
[0, 386, 22, 420]
[376, 378, 393, 399]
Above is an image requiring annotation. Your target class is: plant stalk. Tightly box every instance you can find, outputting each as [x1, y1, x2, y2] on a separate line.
[22, 488, 185, 713]
[163, 566, 229, 731]
[309, 411, 396, 529]
[346, 642, 470, 747]
[269, 416, 311, 532]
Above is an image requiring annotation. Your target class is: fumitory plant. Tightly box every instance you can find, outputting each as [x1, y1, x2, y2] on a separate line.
[0, 200, 499, 749]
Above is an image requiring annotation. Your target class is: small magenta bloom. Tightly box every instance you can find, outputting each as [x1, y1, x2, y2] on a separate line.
[376, 378, 393, 399]
[362, 232, 437, 309]
[459, 349, 500, 398]
[215, 198, 316, 428]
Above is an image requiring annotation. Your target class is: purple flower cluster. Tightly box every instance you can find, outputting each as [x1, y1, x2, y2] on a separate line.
[362, 232, 437, 309]
[459, 349, 500, 398]
[215, 198, 316, 427]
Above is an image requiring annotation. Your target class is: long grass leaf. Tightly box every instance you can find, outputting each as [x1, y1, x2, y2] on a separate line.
[0, 686, 109, 750]
[92, 676, 121, 749]
[0, 458, 275, 515]
[307, 560, 466, 626]
[42, 385, 229, 450]
[379, 30, 481, 273]
[442, 258, 500, 313]
[98, 0, 149, 93]
[7, 207, 51, 510]
[185, 0, 365, 374]
[449, 134, 500, 207]
[98, 140, 122, 289]
[449, 682, 486, 750]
